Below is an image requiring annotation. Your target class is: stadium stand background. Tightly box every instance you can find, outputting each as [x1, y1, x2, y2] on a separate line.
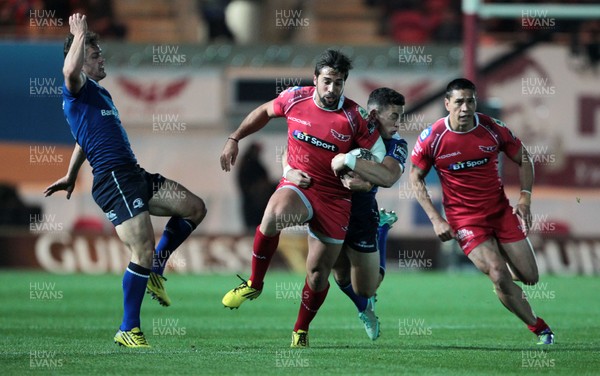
[1, 0, 599, 275]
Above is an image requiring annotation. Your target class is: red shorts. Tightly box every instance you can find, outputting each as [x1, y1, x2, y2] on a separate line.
[277, 180, 351, 243]
[451, 205, 526, 255]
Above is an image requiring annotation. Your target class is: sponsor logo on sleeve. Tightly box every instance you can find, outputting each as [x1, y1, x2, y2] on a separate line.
[492, 117, 507, 127]
[393, 142, 408, 162]
[411, 142, 423, 157]
[419, 127, 431, 141]
[358, 106, 369, 120]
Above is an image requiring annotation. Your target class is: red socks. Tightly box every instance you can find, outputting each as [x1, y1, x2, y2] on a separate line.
[293, 280, 330, 332]
[248, 226, 280, 290]
[527, 317, 550, 335]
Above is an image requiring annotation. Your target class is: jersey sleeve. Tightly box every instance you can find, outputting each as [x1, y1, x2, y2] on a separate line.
[387, 137, 408, 172]
[272, 86, 307, 117]
[352, 105, 380, 150]
[62, 79, 88, 101]
[491, 117, 522, 158]
[410, 126, 433, 172]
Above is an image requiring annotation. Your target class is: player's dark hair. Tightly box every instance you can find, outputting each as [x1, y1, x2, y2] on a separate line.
[314, 49, 353, 80]
[367, 87, 405, 110]
[63, 31, 99, 58]
[445, 78, 477, 99]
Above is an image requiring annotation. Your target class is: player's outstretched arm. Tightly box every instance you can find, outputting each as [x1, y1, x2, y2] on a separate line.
[220, 100, 277, 172]
[409, 164, 455, 241]
[508, 145, 534, 234]
[44, 143, 86, 199]
[63, 13, 87, 95]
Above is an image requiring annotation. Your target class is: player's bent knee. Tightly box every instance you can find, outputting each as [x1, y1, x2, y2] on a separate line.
[488, 264, 512, 289]
[332, 268, 350, 286]
[191, 197, 207, 224]
[306, 269, 330, 290]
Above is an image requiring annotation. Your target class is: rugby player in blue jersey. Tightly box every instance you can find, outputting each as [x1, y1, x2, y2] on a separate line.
[44, 13, 207, 348]
[287, 88, 407, 340]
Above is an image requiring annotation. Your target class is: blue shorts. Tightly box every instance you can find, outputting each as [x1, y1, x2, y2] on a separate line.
[344, 193, 379, 253]
[91, 164, 165, 226]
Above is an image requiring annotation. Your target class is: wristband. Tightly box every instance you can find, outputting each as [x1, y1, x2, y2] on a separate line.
[344, 153, 357, 170]
[520, 189, 532, 195]
[283, 165, 292, 178]
[227, 137, 239, 143]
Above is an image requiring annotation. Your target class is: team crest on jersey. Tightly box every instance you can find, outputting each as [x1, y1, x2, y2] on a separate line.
[479, 145, 497, 153]
[330, 129, 350, 142]
[419, 126, 431, 141]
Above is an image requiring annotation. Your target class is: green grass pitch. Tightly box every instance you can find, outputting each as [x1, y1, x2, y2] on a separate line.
[0, 271, 599, 375]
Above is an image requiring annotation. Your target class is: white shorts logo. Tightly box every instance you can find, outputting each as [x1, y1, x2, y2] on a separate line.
[106, 210, 118, 222]
[132, 198, 144, 209]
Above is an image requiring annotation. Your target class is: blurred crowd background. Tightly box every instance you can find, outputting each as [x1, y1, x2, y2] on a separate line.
[0, 0, 598, 274]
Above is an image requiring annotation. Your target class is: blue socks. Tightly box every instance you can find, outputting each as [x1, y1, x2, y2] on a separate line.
[152, 217, 196, 275]
[339, 282, 368, 313]
[377, 224, 391, 277]
[340, 223, 392, 313]
[119, 217, 196, 331]
[120, 262, 150, 331]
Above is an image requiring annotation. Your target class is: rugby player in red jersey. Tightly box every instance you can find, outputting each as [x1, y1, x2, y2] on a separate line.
[219, 49, 384, 347]
[410, 78, 554, 345]
[287, 88, 407, 341]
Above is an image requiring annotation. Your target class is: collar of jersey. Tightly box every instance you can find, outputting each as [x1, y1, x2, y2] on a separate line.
[444, 113, 480, 133]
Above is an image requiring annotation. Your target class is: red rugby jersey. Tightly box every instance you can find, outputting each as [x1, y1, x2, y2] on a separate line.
[273, 86, 380, 196]
[410, 113, 523, 226]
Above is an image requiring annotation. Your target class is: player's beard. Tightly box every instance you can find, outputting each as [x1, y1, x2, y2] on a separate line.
[317, 91, 340, 110]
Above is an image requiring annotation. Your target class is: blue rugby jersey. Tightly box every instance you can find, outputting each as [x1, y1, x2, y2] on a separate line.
[62, 77, 137, 175]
